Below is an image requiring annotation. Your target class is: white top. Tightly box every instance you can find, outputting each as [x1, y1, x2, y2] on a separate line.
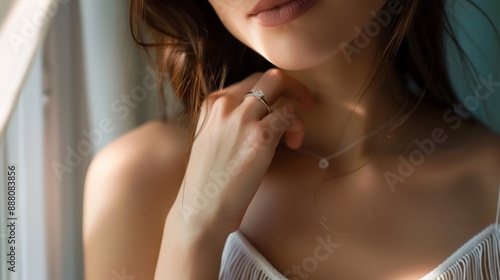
[219, 190, 500, 279]
[220, 225, 500, 280]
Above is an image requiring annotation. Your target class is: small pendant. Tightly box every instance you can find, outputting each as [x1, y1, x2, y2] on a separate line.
[318, 158, 329, 169]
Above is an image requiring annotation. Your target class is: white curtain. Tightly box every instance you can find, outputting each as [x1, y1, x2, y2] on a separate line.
[0, 0, 498, 280]
[0, 0, 159, 279]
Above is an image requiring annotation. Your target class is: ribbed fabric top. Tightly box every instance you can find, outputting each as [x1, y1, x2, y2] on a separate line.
[220, 225, 500, 280]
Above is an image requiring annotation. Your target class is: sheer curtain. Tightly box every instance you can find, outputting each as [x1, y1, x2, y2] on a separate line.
[447, 0, 500, 132]
[0, 0, 498, 280]
[1, 2, 57, 279]
[0, 0, 158, 279]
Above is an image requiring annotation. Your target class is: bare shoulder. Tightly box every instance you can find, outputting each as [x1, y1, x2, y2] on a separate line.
[83, 120, 190, 280]
[84, 120, 189, 195]
[454, 121, 500, 221]
[415, 115, 500, 222]
[84, 120, 190, 225]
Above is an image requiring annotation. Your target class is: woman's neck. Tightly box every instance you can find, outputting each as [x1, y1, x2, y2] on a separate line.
[279, 38, 411, 164]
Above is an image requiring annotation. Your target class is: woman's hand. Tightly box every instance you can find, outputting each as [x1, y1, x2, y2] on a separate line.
[171, 69, 315, 239]
[155, 69, 315, 280]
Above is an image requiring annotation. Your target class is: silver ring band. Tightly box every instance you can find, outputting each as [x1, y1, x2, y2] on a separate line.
[244, 88, 271, 114]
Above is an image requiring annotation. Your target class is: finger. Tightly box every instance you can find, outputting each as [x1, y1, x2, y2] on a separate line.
[240, 69, 316, 119]
[223, 72, 264, 95]
[202, 72, 264, 118]
[257, 69, 315, 107]
[261, 103, 305, 150]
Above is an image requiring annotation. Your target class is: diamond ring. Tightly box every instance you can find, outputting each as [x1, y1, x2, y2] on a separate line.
[244, 88, 271, 114]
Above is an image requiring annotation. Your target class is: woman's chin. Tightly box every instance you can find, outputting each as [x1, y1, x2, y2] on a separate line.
[260, 48, 342, 71]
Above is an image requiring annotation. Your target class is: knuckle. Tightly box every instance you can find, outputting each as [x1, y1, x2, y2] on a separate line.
[247, 122, 278, 146]
[264, 68, 285, 83]
[212, 95, 233, 109]
[203, 93, 219, 107]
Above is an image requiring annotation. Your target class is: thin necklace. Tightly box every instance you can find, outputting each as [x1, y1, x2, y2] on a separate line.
[287, 104, 408, 235]
[294, 114, 395, 169]
[296, 111, 352, 169]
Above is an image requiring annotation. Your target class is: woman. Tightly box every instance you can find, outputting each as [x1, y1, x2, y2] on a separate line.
[83, 0, 500, 279]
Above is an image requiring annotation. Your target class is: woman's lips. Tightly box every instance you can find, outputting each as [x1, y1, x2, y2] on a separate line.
[249, 0, 319, 27]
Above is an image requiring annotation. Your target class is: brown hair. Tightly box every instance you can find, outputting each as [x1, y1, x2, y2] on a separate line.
[129, 0, 494, 142]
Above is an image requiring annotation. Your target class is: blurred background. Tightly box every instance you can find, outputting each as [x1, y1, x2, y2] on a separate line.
[0, 0, 498, 279]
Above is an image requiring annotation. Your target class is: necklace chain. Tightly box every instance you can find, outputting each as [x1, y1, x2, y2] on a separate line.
[293, 121, 392, 169]
[285, 97, 410, 235]
[291, 105, 406, 169]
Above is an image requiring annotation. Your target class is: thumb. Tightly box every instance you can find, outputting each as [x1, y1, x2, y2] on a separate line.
[262, 103, 304, 150]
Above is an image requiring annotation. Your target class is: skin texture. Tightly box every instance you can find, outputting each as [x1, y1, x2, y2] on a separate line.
[83, 0, 500, 279]
[209, 0, 387, 70]
[209, 0, 408, 161]
[83, 122, 189, 280]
